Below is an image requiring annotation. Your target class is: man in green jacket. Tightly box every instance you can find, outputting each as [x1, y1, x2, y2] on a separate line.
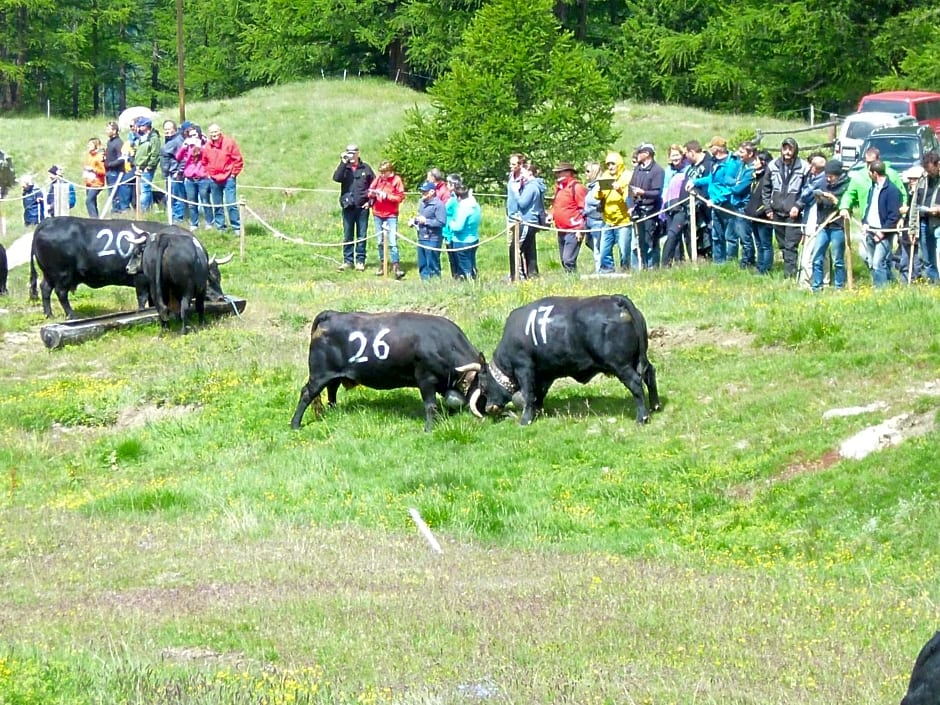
[133, 118, 162, 212]
[839, 146, 907, 217]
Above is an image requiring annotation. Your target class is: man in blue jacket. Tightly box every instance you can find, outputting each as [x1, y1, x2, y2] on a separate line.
[862, 159, 902, 288]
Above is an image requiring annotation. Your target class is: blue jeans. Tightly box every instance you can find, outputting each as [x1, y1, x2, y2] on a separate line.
[85, 188, 102, 219]
[106, 170, 131, 212]
[167, 178, 187, 223]
[184, 178, 211, 227]
[923, 225, 940, 282]
[374, 215, 400, 265]
[865, 232, 894, 287]
[209, 176, 240, 231]
[726, 208, 746, 261]
[139, 170, 155, 211]
[342, 206, 369, 265]
[755, 222, 774, 273]
[812, 226, 845, 290]
[710, 207, 734, 264]
[417, 236, 442, 279]
[736, 215, 756, 267]
[601, 224, 637, 270]
[585, 218, 605, 271]
[452, 241, 478, 279]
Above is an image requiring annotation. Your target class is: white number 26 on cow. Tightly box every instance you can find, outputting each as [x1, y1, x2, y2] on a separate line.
[347, 328, 391, 364]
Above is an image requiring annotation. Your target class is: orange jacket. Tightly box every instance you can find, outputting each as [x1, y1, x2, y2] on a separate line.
[83, 149, 106, 188]
[369, 173, 405, 218]
[551, 176, 587, 230]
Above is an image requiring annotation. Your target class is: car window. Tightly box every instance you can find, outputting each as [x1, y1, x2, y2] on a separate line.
[870, 137, 919, 163]
[861, 99, 910, 113]
[846, 120, 882, 140]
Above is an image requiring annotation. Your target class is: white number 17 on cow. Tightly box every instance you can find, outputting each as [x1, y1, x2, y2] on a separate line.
[348, 328, 391, 363]
[524, 305, 554, 346]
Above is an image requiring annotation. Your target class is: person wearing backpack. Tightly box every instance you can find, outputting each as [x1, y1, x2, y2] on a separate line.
[550, 162, 588, 273]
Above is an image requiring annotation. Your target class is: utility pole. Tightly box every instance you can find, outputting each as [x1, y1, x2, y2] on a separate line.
[177, 0, 186, 123]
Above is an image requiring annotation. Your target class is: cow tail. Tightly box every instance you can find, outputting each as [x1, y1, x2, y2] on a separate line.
[28, 230, 38, 300]
[615, 295, 651, 375]
[155, 234, 170, 318]
[310, 310, 334, 339]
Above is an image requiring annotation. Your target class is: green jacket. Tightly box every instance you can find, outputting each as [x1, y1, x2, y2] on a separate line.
[134, 131, 161, 171]
[839, 162, 907, 215]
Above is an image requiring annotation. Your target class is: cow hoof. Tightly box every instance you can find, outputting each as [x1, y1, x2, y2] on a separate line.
[652, 403, 662, 412]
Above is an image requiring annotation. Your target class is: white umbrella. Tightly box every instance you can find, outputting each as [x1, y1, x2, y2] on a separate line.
[118, 106, 157, 132]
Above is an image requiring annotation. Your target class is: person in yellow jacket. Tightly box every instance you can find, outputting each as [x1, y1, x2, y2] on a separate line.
[82, 137, 106, 218]
[597, 150, 636, 272]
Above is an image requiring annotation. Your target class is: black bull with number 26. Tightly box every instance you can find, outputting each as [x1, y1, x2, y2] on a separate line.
[290, 311, 485, 432]
[469, 294, 661, 426]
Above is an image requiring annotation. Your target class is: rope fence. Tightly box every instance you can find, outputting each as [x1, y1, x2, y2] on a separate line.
[2, 171, 936, 287]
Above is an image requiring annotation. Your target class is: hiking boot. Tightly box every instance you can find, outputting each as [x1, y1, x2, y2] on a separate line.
[393, 264, 406, 280]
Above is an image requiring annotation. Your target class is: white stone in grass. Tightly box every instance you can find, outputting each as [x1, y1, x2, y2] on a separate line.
[839, 413, 913, 460]
[822, 401, 887, 419]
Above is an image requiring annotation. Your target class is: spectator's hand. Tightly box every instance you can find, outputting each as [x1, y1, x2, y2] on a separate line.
[839, 209, 849, 220]
[684, 181, 694, 193]
[789, 206, 799, 219]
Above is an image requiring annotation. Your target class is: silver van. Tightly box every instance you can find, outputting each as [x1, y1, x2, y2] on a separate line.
[834, 111, 917, 167]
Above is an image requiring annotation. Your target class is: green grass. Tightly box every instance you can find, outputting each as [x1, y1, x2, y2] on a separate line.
[0, 79, 938, 704]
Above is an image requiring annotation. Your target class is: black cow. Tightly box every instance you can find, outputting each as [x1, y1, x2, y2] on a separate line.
[469, 294, 660, 425]
[901, 631, 940, 705]
[28, 216, 190, 319]
[0, 242, 7, 295]
[134, 227, 231, 334]
[291, 311, 484, 431]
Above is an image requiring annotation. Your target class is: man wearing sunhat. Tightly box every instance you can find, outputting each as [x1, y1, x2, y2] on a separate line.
[333, 144, 375, 271]
[551, 162, 588, 273]
[630, 143, 666, 267]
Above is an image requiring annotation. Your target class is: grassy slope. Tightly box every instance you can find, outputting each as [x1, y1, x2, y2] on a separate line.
[0, 80, 938, 704]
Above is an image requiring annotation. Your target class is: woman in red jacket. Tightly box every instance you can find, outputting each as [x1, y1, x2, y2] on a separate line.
[369, 160, 406, 279]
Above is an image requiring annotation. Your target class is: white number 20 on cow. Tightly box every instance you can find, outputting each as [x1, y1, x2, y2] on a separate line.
[348, 328, 391, 363]
[95, 228, 137, 260]
[524, 305, 555, 346]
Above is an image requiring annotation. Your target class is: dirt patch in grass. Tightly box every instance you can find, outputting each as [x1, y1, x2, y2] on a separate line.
[650, 325, 755, 351]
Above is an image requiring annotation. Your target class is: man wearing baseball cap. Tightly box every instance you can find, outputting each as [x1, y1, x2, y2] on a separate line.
[629, 143, 665, 267]
[762, 137, 810, 277]
[333, 143, 375, 270]
[413, 180, 447, 280]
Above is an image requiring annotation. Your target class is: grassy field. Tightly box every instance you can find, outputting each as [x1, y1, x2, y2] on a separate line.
[1, 80, 938, 704]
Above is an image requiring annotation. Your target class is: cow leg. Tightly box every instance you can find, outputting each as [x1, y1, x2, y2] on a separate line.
[613, 365, 651, 424]
[52, 284, 76, 320]
[290, 379, 328, 429]
[415, 379, 439, 432]
[644, 361, 662, 412]
[195, 295, 206, 326]
[180, 295, 192, 335]
[325, 379, 342, 406]
[39, 279, 55, 318]
[514, 368, 540, 426]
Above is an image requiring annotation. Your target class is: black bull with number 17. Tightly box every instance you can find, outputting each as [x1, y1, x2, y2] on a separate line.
[469, 294, 661, 425]
[290, 311, 486, 432]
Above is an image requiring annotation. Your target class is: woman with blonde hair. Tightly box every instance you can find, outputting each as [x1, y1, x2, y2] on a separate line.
[583, 161, 606, 272]
[83, 137, 106, 218]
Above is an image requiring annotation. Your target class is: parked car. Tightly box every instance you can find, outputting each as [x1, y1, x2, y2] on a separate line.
[834, 111, 917, 166]
[856, 91, 940, 136]
[854, 124, 940, 174]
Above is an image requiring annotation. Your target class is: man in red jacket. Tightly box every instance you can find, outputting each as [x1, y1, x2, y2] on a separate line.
[203, 123, 244, 233]
[550, 162, 588, 273]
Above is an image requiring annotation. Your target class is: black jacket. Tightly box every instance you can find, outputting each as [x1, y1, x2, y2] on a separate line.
[332, 159, 375, 209]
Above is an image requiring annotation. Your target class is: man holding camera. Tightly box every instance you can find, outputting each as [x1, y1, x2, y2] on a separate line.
[333, 144, 375, 271]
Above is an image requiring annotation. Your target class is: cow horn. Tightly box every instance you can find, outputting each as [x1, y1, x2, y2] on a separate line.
[468, 389, 484, 419]
[455, 362, 481, 373]
[127, 224, 149, 244]
[211, 253, 234, 266]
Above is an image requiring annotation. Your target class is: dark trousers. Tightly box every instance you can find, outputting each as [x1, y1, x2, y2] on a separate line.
[508, 222, 539, 280]
[773, 215, 802, 277]
[342, 206, 369, 265]
[557, 231, 582, 273]
[661, 209, 689, 267]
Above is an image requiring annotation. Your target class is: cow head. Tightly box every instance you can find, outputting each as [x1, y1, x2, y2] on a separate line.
[206, 253, 233, 301]
[467, 358, 520, 418]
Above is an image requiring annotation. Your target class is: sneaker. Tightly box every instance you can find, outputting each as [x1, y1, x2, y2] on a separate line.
[395, 269, 406, 280]
[337, 262, 352, 271]
[355, 262, 366, 272]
